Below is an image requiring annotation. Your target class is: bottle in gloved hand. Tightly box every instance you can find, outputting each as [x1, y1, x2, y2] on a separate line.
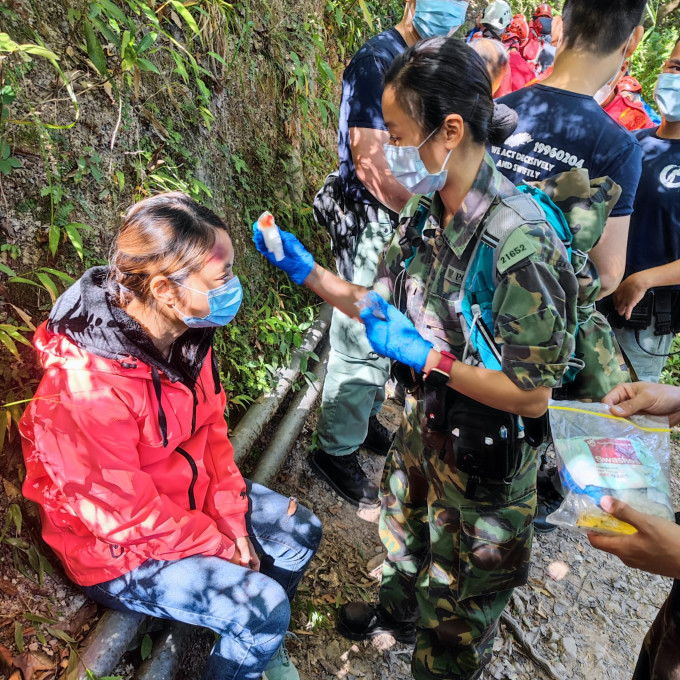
[256, 211, 284, 261]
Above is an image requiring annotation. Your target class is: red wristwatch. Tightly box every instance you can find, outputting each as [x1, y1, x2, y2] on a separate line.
[423, 351, 456, 387]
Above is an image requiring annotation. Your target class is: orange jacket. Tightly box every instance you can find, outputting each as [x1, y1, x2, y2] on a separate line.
[20, 317, 247, 586]
[603, 91, 656, 133]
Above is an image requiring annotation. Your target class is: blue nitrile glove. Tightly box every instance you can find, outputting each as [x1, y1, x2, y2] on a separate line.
[359, 292, 433, 372]
[252, 224, 315, 285]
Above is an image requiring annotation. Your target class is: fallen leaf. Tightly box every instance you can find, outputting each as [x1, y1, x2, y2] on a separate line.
[13, 649, 55, 679]
[0, 643, 14, 674]
[2, 478, 22, 501]
[319, 658, 340, 675]
[60, 602, 97, 637]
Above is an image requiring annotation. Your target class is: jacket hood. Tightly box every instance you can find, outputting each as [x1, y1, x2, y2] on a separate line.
[46, 266, 215, 388]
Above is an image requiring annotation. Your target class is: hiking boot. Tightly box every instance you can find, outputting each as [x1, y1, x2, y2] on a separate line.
[309, 450, 380, 507]
[361, 414, 393, 456]
[263, 640, 299, 680]
[534, 465, 564, 534]
[337, 602, 416, 644]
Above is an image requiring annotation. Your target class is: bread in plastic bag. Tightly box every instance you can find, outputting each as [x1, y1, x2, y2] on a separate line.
[546, 400, 674, 535]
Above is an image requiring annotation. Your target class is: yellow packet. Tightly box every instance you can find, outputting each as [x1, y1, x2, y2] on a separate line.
[576, 511, 637, 535]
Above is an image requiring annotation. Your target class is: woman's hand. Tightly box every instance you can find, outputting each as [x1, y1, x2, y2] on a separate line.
[231, 536, 261, 571]
[252, 225, 315, 285]
[359, 292, 433, 372]
[588, 496, 680, 579]
[612, 273, 648, 320]
[603, 381, 680, 423]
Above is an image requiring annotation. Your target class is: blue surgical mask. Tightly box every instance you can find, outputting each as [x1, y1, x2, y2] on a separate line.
[178, 276, 243, 328]
[413, 0, 468, 39]
[654, 72, 680, 123]
[384, 126, 453, 195]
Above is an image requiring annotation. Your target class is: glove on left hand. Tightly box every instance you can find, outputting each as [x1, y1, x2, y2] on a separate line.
[359, 292, 433, 373]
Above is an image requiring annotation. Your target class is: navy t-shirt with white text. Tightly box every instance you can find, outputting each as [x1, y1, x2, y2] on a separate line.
[337, 27, 407, 205]
[489, 84, 642, 216]
[625, 128, 680, 282]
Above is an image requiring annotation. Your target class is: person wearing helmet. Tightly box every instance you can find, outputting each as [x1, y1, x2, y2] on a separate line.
[311, 0, 469, 510]
[601, 60, 656, 132]
[495, 16, 536, 97]
[530, 4, 555, 70]
[479, 0, 512, 40]
[532, 3, 553, 34]
[510, 12, 540, 62]
[506, 13, 529, 46]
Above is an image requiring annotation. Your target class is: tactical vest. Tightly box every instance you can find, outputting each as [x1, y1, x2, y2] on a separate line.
[402, 168, 630, 400]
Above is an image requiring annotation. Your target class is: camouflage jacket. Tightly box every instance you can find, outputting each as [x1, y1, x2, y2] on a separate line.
[532, 169, 631, 400]
[373, 154, 579, 391]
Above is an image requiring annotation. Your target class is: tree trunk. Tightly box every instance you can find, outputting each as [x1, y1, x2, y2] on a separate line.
[659, 0, 680, 21]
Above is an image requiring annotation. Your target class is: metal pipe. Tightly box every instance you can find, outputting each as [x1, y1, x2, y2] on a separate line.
[230, 303, 331, 464]
[135, 622, 195, 680]
[251, 341, 329, 486]
[75, 610, 146, 680]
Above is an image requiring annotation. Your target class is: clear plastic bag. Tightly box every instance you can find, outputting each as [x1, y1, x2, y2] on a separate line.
[547, 400, 674, 535]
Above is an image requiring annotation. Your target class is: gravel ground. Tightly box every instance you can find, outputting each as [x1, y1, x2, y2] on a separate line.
[196, 392, 676, 680]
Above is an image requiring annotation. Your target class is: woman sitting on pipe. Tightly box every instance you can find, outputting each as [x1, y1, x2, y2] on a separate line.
[20, 192, 321, 680]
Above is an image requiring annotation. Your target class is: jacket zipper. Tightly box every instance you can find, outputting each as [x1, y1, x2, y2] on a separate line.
[176, 447, 198, 510]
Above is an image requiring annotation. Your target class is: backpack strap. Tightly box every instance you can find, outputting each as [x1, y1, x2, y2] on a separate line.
[453, 193, 549, 370]
[486, 194, 548, 281]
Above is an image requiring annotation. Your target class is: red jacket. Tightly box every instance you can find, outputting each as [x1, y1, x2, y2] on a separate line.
[20, 297, 247, 585]
[496, 50, 536, 98]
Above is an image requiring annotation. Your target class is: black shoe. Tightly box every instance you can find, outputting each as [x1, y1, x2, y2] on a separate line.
[337, 602, 416, 644]
[534, 466, 564, 534]
[361, 415, 393, 456]
[309, 450, 379, 507]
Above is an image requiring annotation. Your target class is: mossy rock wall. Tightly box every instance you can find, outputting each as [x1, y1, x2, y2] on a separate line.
[0, 0, 406, 425]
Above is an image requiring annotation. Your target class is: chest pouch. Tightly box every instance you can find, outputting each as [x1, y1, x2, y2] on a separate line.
[444, 393, 523, 485]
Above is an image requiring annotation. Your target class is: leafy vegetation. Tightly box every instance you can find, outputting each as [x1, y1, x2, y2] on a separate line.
[0, 0, 400, 667]
[0, 0, 403, 451]
[661, 336, 680, 386]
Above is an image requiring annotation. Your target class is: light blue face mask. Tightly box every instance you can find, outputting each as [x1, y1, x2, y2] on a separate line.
[178, 275, 243, 328]
[384, 126, 453, 195]
[654, 72, 680, 123]
[413, 0, 468, 39]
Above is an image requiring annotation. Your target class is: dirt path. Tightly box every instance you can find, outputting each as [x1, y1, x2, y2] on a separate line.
[239, 396, 675, 680]
[2, 391, 672, 680]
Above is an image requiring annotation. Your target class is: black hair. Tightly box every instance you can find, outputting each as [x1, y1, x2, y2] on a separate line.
[384, 37, 510, 147]
[562, 0, 646, 56]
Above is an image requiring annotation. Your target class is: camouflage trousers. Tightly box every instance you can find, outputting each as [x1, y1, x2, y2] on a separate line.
[378, 396, 537, 680]
[632, 575, 680, 680]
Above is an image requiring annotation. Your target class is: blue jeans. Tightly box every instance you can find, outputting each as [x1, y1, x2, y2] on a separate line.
[82, 481, 322, 680]
[614, 323, 674, 383]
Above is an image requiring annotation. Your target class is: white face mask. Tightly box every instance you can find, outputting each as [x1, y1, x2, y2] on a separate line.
[654, 72, 680, 122]
[384, 125, 454, 195]
[594, 33, 634, 106]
